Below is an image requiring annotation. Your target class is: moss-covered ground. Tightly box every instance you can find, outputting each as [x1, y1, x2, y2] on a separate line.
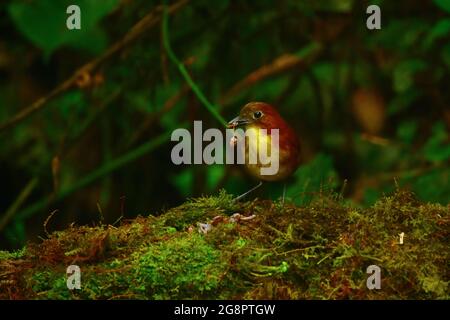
[0, 190, 448, 299]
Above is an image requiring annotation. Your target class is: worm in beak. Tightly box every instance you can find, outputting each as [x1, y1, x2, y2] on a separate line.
[227, 116, 250, 128]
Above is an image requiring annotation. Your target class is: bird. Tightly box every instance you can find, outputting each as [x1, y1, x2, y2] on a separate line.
[227, 102, 301, 201]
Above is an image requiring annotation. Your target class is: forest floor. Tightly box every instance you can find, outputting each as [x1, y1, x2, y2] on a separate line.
[0, 190, 448, 299]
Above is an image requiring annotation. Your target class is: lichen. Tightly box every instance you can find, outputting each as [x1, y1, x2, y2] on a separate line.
[0, 190, 448, 299]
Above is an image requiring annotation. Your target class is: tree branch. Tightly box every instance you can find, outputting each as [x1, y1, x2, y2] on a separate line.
[162, 0, 228, 128]
[15, 132, 170, 222]
[219, 42, 323, 107]
[0, 0, 189, 133]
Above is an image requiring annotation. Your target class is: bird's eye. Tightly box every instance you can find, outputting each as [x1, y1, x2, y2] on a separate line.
[253, 111, 263, 119]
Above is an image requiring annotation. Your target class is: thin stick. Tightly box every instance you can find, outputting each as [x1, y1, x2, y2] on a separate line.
[0, 0, 189, 133]
[234, 181, 263, 202]
[43, 209, 58, 237]
[0, 178, 38, 232]
[15, 132, 170, 222]
[162, 1, 227, 128]
[219, 42, 323, 106]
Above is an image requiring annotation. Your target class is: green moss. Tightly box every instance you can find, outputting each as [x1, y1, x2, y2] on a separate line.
[0, 248, 26, 260]
[29, 271, 72, 300]
[0, 189, 448, 299]
[134, 233, 227, 299]
[161, 190, 237, 230]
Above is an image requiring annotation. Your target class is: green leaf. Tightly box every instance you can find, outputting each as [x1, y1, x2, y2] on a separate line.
[422, 122, 450, 163]
[313, 0, 354, 12]
[249, 76, 290, 101]
[153, 83, 181, 111]
[441, 43, 450, 67]
[206, 165, 225, 192]
[372, 19, 429, 51]
[433, 0, 450, 13]
[393, 59, 427, 93]
[172, 169, 193, 197]
[410, 168, 450, 205]
[287, 153, 338, 205]
[397, 121, 417, 145]
[8, 0, 119, 57]
[388, 90, 421, 115]
[363, 188, 383, 206]
[160, 99, 187, 130]
[423, 19, 450, 50]
[5, 220, 26, 248]
[189, 38, 213, 72]
[125, 91, 152, 114]
[53, 90, 85, 120]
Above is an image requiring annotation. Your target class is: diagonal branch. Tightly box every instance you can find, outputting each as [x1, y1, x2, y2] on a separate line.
[15, 132, 170, 222]
[219, 42, 323, 107]
[0, 0, 189, 133]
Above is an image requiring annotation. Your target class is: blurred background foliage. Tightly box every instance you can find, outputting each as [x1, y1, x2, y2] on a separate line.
[0, 0, 448, 249]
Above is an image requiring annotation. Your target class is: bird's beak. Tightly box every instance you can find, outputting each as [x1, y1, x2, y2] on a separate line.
[227, 116, 250, 128]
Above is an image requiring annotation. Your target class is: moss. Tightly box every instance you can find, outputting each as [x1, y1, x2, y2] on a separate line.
[0, 248, 26, 260]
[161, 190, 238, 230]
[0, 189, 448, 299]
[134, 233, 227, 299]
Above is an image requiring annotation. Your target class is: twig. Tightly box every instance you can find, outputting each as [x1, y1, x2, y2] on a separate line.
[162, 0, 228, 128]
[351, 164, 446, 202]
[275, 73, 301, 106]
[219, 42, 323, 106]
[0, 178, 38, 232]
[96, 202, 105, 225]
[15, 132, 170, 222]
[60, 88, 122, 158]
[275, 245, 326, 256]
[112, 215, 123, 227]
[121, 84, 189, 150]
[43, 210, 58, 237]
[0, 0, 189, 133]
[360, 133, 392, 146]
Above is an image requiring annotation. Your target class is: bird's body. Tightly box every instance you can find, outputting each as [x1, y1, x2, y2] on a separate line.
[228, 102, 301, 183]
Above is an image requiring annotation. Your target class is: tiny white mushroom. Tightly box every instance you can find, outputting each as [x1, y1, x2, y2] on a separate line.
[198, 223, 212, 234]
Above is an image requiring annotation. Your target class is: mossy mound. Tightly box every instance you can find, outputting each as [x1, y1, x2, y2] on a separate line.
[0, 190, 448, 299]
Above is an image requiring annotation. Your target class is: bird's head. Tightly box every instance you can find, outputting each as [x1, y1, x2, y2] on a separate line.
[227, 102, 283, 130]
[227, 101, 301, 181]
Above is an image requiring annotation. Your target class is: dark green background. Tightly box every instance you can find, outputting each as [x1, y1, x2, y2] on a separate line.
[0, 0, 449, 249]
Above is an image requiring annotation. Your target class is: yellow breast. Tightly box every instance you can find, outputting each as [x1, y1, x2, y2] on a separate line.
[242, 125, 283, 181]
